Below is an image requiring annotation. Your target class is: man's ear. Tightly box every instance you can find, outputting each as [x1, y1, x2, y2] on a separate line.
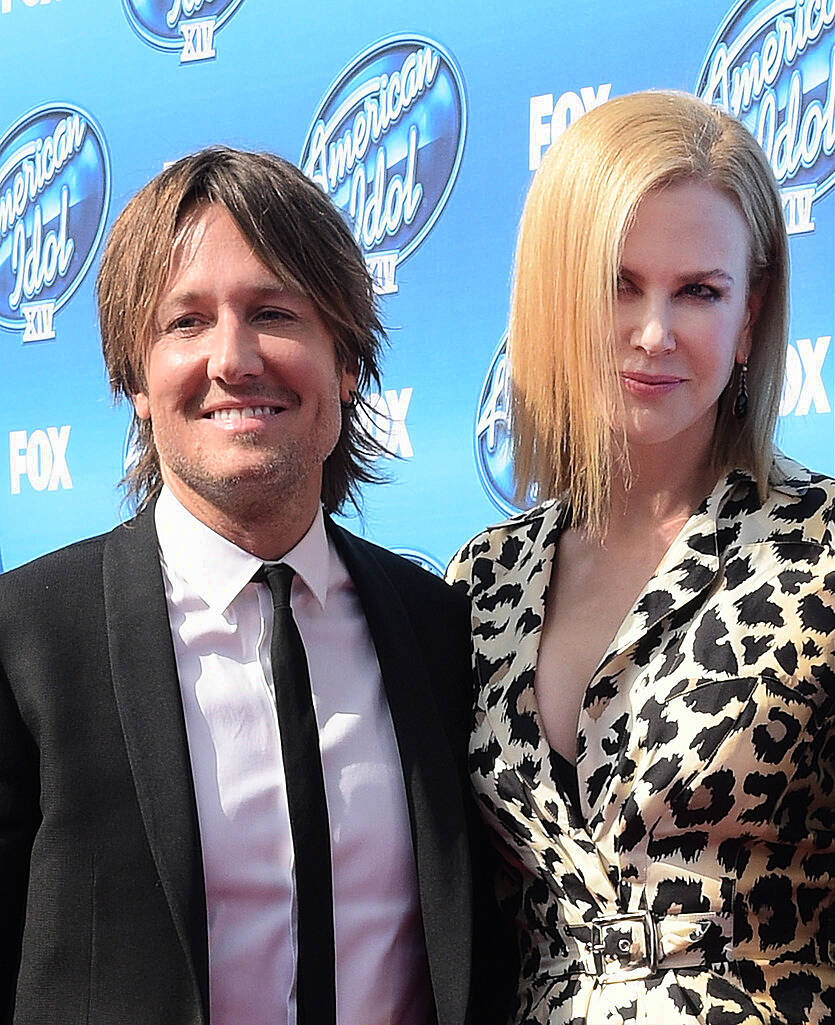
[132, 392, 151, 420]
[339, 360, 359, 404]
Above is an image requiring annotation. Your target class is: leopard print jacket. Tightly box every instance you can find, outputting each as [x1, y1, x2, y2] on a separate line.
[448, 456, 834, 1025]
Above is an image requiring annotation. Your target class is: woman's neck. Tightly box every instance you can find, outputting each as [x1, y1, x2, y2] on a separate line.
[605, 441, 718, 547]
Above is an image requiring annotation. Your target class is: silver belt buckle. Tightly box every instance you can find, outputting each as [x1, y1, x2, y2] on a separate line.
[590, 910, 659, 982]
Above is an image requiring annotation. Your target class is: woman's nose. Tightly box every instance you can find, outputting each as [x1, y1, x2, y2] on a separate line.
[631, 302, 675, 354]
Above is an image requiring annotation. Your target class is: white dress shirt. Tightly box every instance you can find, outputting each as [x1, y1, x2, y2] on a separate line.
[155, 487, 433, 1025]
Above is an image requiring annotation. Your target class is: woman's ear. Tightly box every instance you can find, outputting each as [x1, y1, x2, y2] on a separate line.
[738, 276, 768, 362]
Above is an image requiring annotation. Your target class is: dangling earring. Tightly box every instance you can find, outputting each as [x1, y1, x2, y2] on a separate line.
[733, 359, 749, 420]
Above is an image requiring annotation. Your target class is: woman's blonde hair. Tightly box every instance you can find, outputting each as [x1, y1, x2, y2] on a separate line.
[509, 90, 788, 535]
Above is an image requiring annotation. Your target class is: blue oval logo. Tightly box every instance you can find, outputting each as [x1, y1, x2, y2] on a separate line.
[697, 0, 835, 234]
[393, 547, 445, 577]
[122, 0, 245, 61]
[474, 337, 537, 517]
[0, 103, 110, 342]
[300, 33, 467, 295]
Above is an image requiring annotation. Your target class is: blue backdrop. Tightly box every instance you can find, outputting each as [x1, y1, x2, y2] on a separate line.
[1, 0, 832, 573]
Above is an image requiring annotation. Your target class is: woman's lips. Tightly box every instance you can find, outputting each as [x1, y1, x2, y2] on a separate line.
[621, 371, 683, 397]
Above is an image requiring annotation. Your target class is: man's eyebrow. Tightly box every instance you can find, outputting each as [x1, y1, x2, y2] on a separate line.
[157, 282, 300, 308]
[156, 289, 202, 309]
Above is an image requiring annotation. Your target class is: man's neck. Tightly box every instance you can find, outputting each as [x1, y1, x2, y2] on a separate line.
[162, 477, 322, 561]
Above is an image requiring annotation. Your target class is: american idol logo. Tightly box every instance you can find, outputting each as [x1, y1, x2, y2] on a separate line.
[474, 337, 537, 516]
[300, 34, 467, 295]
[0, 104, 110, 343]
[122, 0, 245, 63]
[697, 0, 835, 235]
[393, 548, 445, 577]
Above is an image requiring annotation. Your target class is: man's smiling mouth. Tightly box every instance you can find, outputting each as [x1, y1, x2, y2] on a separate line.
[206, 405, 284, 422]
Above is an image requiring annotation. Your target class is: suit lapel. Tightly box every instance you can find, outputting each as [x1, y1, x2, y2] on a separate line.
[581, 480, 731, 838]
[102, 504, 209, 1023]
[465, 498, 724, 827]
[595, 497, 721, 677]
[328, 522, 471, 1025]
[467, 504, 565, 791]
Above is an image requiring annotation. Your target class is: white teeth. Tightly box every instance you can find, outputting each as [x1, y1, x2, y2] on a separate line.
[210, 406, 276, 422]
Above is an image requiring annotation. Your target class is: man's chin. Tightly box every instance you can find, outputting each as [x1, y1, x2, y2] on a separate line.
[163, 455, 322, 511]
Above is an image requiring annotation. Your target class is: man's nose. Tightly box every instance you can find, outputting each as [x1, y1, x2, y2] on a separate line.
[206, 314, 264, 382]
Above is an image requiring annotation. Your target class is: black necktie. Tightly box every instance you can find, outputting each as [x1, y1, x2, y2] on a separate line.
[256, 563, 336, 1025]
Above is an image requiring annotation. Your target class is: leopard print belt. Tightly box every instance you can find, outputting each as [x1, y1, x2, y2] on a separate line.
[562, 908, 828, 984]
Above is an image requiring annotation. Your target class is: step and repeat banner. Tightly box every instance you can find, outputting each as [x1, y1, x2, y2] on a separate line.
[1, 0, 833, 572]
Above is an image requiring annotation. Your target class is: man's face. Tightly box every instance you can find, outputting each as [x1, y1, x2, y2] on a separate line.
[132, 203, 357, 529]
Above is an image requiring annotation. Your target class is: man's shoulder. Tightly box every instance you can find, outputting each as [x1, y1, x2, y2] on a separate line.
[0, 531, 107, 592]
[0, 514, 145, 602]
[0, 533, 115, 666]
[328, 520, 467, 612]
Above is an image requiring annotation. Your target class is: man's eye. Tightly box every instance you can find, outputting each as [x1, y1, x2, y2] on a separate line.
[256, 308, 296, 323]
[169, 315, 201, 331]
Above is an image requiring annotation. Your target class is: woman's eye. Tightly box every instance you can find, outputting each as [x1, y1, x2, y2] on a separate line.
[616, 276, 636, 295]
[682, 283, 720, 301]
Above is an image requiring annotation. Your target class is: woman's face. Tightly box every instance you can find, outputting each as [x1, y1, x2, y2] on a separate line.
[615, 180, 759, 462]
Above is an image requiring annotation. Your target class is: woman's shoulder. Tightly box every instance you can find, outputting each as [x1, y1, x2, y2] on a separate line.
[446, 499, 565, 589]
[724, 452, 835, 552]
[771, 450, 835, 489]
[761, 452, 835, 543]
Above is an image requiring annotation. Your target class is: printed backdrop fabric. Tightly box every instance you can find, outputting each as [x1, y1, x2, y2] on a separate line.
[0, 0, 832, 573]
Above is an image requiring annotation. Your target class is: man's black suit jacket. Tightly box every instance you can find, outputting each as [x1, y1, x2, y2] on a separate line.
[0, 504, 507, 1025]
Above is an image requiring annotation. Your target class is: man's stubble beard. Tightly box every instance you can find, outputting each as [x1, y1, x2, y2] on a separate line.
[159, 427, 334, 523]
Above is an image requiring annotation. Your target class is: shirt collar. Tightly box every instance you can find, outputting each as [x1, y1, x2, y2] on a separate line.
[155, 485, 330, 613]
